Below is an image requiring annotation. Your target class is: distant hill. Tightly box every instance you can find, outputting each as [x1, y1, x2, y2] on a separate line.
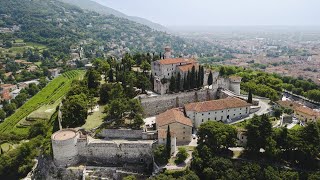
[59, 0, 168, 31]
[0, 0, 212, 56]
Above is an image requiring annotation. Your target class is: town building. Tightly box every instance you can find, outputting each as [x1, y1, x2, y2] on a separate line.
[185, 97, 251, 128]
[155, 108, 193, 145]
[294, 106, 319, 123]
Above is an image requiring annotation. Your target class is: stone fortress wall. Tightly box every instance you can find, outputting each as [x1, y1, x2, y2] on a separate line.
[98, 129, 144, 139]
[140, 87, 219, 117]
[140, 76, 241, 117]
[52, 129, 154, 169]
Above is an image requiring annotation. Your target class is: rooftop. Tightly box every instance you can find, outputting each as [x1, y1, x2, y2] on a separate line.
[52, 129, 77, 141]
[158, 58, 196, 65]
[185, 97, 250, 112]
[295, 106, 318, 117]
[177, 63, 199, 72]
[156, 108, 193, 127]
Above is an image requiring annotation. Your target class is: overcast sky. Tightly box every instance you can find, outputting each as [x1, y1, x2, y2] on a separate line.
[93, 0, 320, 27]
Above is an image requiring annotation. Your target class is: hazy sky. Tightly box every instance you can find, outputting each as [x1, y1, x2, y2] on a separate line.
[93, 0, 320, 26]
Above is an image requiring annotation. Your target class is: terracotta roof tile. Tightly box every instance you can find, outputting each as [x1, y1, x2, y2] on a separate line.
[295, 106, 318, 117]
[185, 97, 250, 112]
[156, 108, 193, 127]
[158, 58, 196, 65]
[178, 63, 199, 72]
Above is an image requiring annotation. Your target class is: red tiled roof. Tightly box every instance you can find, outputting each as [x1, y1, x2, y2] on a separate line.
[156, 108, 193, 127]
[178, 63, 199, 72]
[158, 58, 196, 65]
[185, 97, 250, 112]
[295, 106, 318, 117]
[1, 90, 11, 100]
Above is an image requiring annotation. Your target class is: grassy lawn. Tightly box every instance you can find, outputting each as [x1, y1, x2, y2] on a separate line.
[82, 105, 106, 130]
[0, 70, 85, 136]
[34, 61, 42, 66]
[291, 124, 302, 131]
[27, 99, 61, 120]
[0, 143, 13, 153]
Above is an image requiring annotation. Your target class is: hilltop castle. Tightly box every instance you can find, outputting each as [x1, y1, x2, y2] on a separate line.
[151, 47, 241, 95]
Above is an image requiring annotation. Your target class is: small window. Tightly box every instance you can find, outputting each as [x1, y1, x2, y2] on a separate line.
[208, 118, 210, 120]
[209, 113, 210, 115]
[183, 132, 185, 134]
[183, 127, 186, 129]
[234, 114, 235, 116]
[140, 158, 144, 162]
[215, 112, 217, 114]
[202, 119, 204, 122]
[202, 113, 204, 116]
[183, 137, 185, 139]
[228, 110, 229, 112]
[215, 117, 217, 120]
[221, 111, 223, 113]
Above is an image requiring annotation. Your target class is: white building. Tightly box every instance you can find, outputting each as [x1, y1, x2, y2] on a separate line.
[185, 97, 251, 128]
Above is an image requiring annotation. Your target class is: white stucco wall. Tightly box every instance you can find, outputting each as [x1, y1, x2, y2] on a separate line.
[187, 107, 250, 128]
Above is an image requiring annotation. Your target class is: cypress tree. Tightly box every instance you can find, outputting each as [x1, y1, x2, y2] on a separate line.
[187, 71, 191, 90]
[166, 126, 171, 158]
[183, 74, 187, 91]
[150, 74, 154, 90]
[108, 68, 114, 82]
[176, 72, 181, 92]
[200, 66, 204, 87]
[191, 66, 196, 89]
[208, 71, 213, 87]
[248, 89, 253, 103]
[169, 76, 176, 93]
[195, 70, 199, 88]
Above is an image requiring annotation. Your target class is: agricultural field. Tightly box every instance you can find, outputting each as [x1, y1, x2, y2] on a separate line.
[0, 39, 47, 58]
[0, 70, 85, 136]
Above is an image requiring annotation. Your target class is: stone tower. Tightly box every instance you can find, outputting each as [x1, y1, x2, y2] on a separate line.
[164, 46, 172, 59]
[228, 76, 242, 95]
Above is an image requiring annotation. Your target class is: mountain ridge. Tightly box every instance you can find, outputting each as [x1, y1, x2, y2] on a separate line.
[59, 0, 168, 31]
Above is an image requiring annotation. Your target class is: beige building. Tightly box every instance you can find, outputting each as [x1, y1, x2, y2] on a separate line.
[294, 106, 319, 123]
[185, 97, 251, 128]
[156, 108, 193, 145]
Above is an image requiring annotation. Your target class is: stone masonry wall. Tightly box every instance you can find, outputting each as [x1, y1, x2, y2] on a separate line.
[141, 89, 218, 117]
[99, 129, 143, 139]
[77, 140, 153, 167]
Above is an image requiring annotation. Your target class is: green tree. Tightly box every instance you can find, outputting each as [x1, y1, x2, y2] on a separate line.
[108, 68, 114, 82]
[86, 69, 101, 90]
[140, 60, 151, 73]
[153, 145, 168, 165]
[207, 71, 213, 87]
[175, 147, 189, 164]
[28, 122, 47, 138]
[197, 121, 237, 152]
[176, 72, 181, 92]
[3, 103, 16, 116]
[169, 76, 176, 93]
[247, 89, 253, 103]
[99, 83, 112, 104]
[107, 98, 128, 120]
[137, 73, 151, 93]
[61, 93, 88, 128]
[132, 114, 144, 129]
[0, 109, 6, 121]
[246, 114, 272, 152]
[191, 66, 196, 88]
[166, 125, 171, 158]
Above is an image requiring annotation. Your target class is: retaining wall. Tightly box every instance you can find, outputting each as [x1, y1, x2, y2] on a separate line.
[140, 89, 218, 117]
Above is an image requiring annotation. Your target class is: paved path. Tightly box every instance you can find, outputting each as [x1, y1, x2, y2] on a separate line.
[229, 99, 271, 125]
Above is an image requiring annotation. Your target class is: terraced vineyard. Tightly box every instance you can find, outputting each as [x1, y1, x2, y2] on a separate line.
[0, 70, 85, 135]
